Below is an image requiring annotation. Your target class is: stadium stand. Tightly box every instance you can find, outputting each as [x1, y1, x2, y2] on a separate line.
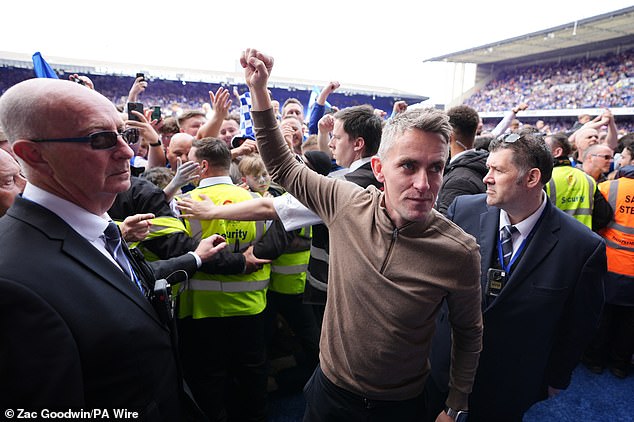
[427, 5, 634, 134]
[0, 62, 427, 118]
[465, 49, 633, 111]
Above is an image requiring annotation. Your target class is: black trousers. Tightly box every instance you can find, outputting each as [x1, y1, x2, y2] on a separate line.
[263, 291, 320, 364]
[178, 314, 268, 422]
[303, 366, 426, 422]
[584, 303, 634, 370]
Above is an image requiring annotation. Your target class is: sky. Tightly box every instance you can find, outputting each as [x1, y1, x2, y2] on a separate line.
[1, 1, 632, 104]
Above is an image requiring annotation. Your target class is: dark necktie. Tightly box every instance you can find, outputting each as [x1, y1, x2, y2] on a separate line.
[103, 222, 144, 293]
[501, 225, 518, 268]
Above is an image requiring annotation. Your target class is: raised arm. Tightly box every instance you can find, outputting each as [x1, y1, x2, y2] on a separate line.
[309, 81, 340, 134]
[163, 158, 200, 201]
[240, 49, 274, 112]
[600, 108, 618, 150]
[196, 87, 232, 139]
[127, 75, 147, 104]
[390, 101, 408, 119]
[317, 114, 334, 158]
[177, 193, 278, 221]
[491, 102, 528, 137]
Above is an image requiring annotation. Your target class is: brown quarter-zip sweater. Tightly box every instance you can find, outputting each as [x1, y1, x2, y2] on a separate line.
[253, 109, 482, 409]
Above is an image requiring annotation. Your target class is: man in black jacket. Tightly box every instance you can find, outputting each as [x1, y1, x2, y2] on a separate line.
[435, 105, 488, 215]
[0, 78, 227, 419]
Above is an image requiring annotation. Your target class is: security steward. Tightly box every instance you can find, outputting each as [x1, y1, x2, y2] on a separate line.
[544, 132, 612, 230]
[583, 165, 634, 378]
[177, 138, 270, 422]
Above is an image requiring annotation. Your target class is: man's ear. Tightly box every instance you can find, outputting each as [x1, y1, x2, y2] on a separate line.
[526, 168, 542, 189]
[200, 159, 209, 174]
[12, 140, 53, 177]
[371, 156, 384, 183]
[354, 137, 366, 153]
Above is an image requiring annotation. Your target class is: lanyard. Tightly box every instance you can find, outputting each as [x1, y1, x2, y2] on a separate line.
[496, 208, 547, 274]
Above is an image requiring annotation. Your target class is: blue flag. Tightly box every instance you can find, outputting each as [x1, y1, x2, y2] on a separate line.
[32, 52, 59, 79]
[238, 92, 255, 140]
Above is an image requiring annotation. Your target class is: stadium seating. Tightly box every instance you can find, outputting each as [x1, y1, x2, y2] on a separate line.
[466, 49, 634, 112]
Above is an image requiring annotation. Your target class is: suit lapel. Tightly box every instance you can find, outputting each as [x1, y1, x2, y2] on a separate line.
[10, 198, 162, 326]
[61, 237, 162, 324]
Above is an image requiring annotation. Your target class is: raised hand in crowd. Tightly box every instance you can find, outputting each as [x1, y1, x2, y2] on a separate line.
[317, 113, 335, 157]
[308, 80, 341, 134]
[597, 108, 618, 148]
[511, 102, 529, 114]
[127, 75, 147, 103]
[240, 48, 274, 110]
[68, 73, 95, 90]
[281, 122, 296, 151]
[163, 157, 201, 201]
[126, 107, 161, 146]
[231, 139, 258, 160]
[318, 81, 340, 105]
[392, 100, 408, 116]
[570, 107, 618, 150]
[211, 87, 232, 118]
[373, 108, 387, 119]
[120, 213, 154, 242]
[196, 87, 233, 140]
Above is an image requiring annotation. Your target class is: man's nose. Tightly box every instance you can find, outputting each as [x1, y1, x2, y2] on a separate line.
[413, 171, 429, 191]
[483, 168, 494, 184]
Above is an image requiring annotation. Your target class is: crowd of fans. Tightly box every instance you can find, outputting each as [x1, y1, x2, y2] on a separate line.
[3, 49, 634, 135]
[0, 48, 633, 421]
[0, 66, 418, 117]
[466, 49, 634, 111]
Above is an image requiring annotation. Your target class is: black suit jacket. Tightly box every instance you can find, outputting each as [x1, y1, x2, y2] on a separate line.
[343, 161, 383, 189]
[431, 194, 606, 421]
[0, 197, 199, 420]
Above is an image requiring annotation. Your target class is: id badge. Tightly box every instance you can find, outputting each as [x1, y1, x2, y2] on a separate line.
[486, 268, 507, 297]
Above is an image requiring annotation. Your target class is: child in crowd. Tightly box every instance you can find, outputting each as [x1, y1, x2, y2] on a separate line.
[238, 154, 282, 197]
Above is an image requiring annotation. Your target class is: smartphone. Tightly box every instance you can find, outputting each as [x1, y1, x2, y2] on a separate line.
[127, 102, 144, 122]
[136, 72, 145, 81]
[151, 106, 161, 122]
[231, 135, 249, 149]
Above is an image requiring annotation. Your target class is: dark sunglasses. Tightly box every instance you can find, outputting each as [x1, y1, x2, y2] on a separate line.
[31, 128, 139, 150]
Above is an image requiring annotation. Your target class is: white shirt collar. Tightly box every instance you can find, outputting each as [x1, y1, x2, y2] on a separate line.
[198, 176, 234, 188]
[349, 156, 372, 173]
[499, 191, 548, 237]
[449, 148, 473, 163]
[22, 182, 110, 241]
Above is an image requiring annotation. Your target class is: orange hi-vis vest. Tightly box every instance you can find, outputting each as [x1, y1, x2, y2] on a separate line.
[598, 177, 634, 277]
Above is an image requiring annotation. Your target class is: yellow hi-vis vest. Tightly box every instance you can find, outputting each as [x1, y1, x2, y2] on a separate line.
[598, 178, 634, 277]
[545, 166, 595, 228]
[129, 215, 189, 262]
[179, 183, 269, 318]
[269, 226, 311, 295]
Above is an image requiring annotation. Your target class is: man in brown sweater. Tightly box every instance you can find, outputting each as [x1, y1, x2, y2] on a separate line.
[241, 49, 483, 422]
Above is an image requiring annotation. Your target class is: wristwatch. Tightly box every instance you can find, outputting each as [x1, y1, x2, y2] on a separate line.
[149, 138, 162, 147]
[445, 406, 468, 422]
